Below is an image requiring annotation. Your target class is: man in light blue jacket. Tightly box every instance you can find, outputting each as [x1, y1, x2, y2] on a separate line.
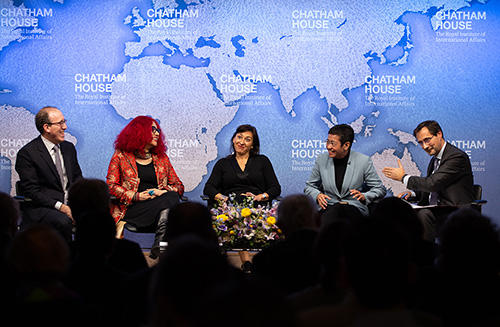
[304, 124, 386, 225]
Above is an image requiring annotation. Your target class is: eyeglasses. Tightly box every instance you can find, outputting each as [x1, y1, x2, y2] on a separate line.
[418, 135, 435, 146]
[46, 119, 67, 127]
[152, 126, 161, 134]
[325, 140, 337, 146]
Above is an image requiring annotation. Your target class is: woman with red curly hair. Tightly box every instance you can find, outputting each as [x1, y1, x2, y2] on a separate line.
[106, 116, 184, 259]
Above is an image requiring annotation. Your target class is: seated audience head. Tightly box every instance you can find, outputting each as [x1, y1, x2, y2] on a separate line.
[277, 194, 317, 236]
[0, 192, 20, 239]
[151, 235, 293, 327]
[8, 224, 70, 283]
[437, 207, 500, 279]
[149, 234, 234, 326]
[73, 210, 116, 258]
[371, 196, 424, 248]
[345, 219, 411, 309]
[327, 124, 354, 159]
[231, 124, 260, 156]
[114, 115, 167, 158]
[314, 219, 354, 292]
[68, 178, 110, 220]
[165, 201, 218, 245]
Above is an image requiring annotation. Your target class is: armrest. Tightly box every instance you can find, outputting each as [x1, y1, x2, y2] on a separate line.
[13, 195, 31, 202]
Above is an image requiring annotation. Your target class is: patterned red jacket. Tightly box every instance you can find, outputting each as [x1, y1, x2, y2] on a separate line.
[106, 150, 184, 223]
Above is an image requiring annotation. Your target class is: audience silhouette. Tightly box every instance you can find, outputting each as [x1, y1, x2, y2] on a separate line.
[165, 200, 219, 246]
[0, 192, 20, 299]
[371, 197, 436, 267]
[1, 185, 499, 326]
[251, 194, 322, 296]
[7, 224, 84, 326]
[415, 208, 500, 327]
[68, 178, 148, 273]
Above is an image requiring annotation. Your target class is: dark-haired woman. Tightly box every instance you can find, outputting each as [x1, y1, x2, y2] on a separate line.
[106, 116, 184, 258]
[203, 124, 281, 206]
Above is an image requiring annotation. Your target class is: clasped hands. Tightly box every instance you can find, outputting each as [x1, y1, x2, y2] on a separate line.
[137, 186, 178, 201]
[241, 192, 268, 202]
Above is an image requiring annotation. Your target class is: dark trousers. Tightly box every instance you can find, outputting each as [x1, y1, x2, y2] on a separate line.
[124, 191, 179, 230]
[320, 203, 364, 226]
[21, 206, 73, 243]
[416, 206, 462, 242]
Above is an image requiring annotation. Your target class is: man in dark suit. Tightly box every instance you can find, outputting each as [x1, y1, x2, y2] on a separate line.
[15, 106, 82, 243]
[383, 120, 474, 241]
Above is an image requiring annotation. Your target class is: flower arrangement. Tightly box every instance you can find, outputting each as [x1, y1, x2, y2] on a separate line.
[210, 194, 282, 250]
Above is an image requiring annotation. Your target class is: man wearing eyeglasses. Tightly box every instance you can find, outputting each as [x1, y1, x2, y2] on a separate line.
[305, 124, 386, 225]
[15, 106, 83, 243]
[382, 120, 474, 241]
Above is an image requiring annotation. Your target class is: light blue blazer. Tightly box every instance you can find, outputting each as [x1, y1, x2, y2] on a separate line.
[304, 151, 386, 216]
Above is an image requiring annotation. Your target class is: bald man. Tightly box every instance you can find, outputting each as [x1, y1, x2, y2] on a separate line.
[15, 106, 82, 243]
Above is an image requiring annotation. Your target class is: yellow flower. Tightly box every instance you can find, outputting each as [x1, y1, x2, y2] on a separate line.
[241, 208, 252, 217]
[277, 228, 282, 234]
[266, 216, 276, 225]
[217, 214, 229, 221]
[257, 215, 263, 220]
[229, 230, 235, 235]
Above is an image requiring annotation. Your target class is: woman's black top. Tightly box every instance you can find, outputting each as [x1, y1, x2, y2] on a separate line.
[136, 161, 158, 192]
[203, 154, 281, 200]
[123, 162, 178, 228]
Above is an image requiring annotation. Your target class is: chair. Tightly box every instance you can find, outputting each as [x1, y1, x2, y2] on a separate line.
[471, 184, 487, 213]
[14, 181, 30, 203]
[14, 181, 30, 232]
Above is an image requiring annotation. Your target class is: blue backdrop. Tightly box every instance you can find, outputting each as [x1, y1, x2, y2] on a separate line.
[1, 0, 498, 225]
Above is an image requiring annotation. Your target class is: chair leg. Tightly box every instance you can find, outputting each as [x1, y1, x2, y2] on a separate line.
[150, 209, 169, 259]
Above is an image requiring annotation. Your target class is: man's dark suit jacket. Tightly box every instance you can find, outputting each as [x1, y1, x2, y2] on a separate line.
[407, 143, 474, 206]
[15, 135, 83, 222]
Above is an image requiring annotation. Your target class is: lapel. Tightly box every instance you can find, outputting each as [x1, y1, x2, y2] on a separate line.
[35, 136, 61, 186]
[123, 151, 139, 175]
[428, 143, 450, 176]
[152, 154, 162, 185]
[326, 156, 341, 197]
[427, 156, 436, 177]
[341, 152, 353, 196]
[60, 142, 72, 183]
[440, 143, 452, 163]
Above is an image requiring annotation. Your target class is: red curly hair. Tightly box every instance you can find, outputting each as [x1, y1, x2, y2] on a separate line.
[114, 116, 167, 157]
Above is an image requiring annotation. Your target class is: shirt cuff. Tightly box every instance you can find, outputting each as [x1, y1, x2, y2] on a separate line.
[55, 201, 62, 210]
[402, 175, 410, 187]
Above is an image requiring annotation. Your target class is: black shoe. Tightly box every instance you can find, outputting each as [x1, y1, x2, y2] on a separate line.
[149, 246, 160, 259]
